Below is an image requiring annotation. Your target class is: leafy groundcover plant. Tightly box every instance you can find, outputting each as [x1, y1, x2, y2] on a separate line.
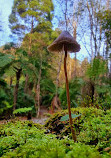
[45, 107, 111, 157]
[0, 107, 111, 158]
[0, 120, 103, 158]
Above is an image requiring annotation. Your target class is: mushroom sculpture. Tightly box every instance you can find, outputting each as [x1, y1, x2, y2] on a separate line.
[47, 31, 80, 142]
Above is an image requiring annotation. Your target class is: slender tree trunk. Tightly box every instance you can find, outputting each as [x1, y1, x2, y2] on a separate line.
[90, 32, 94, 60]
[64, 46, 76, 142]
[29, 36, 32, 56]
[24, 33, 32, 99]
[56, 52, 63, 108]
[107, 0, 110, 9]
[98, 26, 102, 55]
[90, 80, 95, 104]
[34, 84, 38, 116]
[87, 1, 99, 58]
[65, 0, 68, 30]
[73, 23, 77, 77]
[24, 74, 29, 94]
[109, 57, 111, 78]
[31, 16, 34, 33]
[91, 84, 94, 103]
[74, 53, 77, 77]
[13, 68, 22, 111]
[35, 56, 42, 118]
[37, 80, 41, 118]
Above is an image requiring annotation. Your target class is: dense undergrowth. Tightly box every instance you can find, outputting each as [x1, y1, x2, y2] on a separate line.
[45, 107, 111, 155]
[0, 107, 111, 158]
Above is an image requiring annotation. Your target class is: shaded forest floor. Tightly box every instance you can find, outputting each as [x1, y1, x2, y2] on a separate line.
[0, 116, 48, 125]
[0, 106, 54, 125]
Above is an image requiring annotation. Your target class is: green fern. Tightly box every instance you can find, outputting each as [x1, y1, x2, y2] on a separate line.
[0, 53, 15, 68]
[13, 107, 32, 114]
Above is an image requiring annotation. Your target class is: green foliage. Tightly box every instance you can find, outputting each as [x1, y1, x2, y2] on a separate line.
[45, 107, 103, 135]
[9, 0, 54, 37]
[60, 114, 81, 121]
[0, 100, 13, 118]
[98, 9, 111, 49]
[86, 57, 107, 81]
[0, 53, 15, 68]
[45, 107, 111, 153]
[59, 78, 83, 108]
[80, 95, 111, 110]
[0, 28, 59, 118]
[0, 78, 13, 118]
[40, 78, 56, 106]
[0, 52, 15, 75]
[0, 121, 103, 158]
[78, 111, 111, 150]
[82, 57, 110, 106]
[16, 86, 35, 110]
[13, 107, 32, 115]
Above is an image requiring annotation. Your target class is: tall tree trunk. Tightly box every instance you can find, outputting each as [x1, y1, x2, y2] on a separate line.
[13, 68, 22, 111]
[35, 56, 42, 118]
[91, 84, 94, 103]
[69, 58, 72, 79]
[90, 81, 95, 104]
[65, 0, 68, 30]
[34, 84, 38, 116]
[56, 52, 63, 108]
[24, 74, 29, 94]
[37, 79, 41, 118]
[109, 56, 111, 78]
[73, 22, 77, 77]
[74, 53, 77, 77]
[24, 33, 32, 99]
[35, 75, 42, 117]
[107, 0, 110, 9]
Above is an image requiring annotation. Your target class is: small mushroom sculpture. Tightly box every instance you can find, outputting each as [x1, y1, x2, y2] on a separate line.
[47, 31, 80, 142]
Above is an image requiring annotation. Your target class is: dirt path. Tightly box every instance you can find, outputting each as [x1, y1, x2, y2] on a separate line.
[32, 117, 48, 125]
[0, 116, 49, 125]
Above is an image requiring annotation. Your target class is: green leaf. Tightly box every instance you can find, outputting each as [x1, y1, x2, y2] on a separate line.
[0, 53, 15, 68]
[60, 114, 81, 121]
[13, 107, 32, 114]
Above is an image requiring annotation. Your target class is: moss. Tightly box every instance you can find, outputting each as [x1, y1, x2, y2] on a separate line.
[0, 121, 103, 158]
[45, 107, 111, 152]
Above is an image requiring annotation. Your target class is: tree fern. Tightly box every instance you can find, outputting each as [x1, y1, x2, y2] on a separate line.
[0, 53, 15, 67]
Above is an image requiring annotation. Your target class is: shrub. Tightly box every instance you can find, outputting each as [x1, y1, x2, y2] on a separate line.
[59, 78, 83, 108]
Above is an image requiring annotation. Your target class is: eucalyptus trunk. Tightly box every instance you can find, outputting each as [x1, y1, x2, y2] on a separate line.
[56, 52, 63, 108]
[35, 56, 42, 118]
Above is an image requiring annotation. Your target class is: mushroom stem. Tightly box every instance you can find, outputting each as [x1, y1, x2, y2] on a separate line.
[64, 49, 77, 142]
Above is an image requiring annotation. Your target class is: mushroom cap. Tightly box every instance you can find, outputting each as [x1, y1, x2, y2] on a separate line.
[47, 31, 80, 53]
